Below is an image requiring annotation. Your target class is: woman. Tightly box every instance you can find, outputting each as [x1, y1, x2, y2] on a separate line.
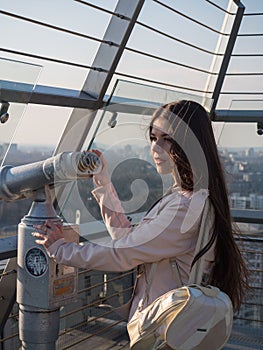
[33, 100, 249, 336]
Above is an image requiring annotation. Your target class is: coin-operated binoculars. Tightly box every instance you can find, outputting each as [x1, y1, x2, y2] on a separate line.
[0, 151, 102, 350]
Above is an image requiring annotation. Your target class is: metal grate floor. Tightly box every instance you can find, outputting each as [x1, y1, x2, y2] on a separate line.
[57, 318, 130, 350]
[56, 319, 263, 350]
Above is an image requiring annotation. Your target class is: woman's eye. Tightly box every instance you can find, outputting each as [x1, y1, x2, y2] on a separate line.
[150, 136, 156, 142]
[164, 137, 173, 143]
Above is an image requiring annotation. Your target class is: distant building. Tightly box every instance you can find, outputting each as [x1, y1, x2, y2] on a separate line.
[245, 147, 255, 158]
[230, 193, 263, 210]
[230, 193, 250, 209]
[249, 194, 263, 209]
[1, 143, 18, 154]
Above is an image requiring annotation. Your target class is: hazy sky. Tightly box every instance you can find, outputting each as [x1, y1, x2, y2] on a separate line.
[1, 0, 263, 150]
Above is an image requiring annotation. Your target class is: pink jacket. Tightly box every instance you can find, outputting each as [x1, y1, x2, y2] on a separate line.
[47, 183, 214, 320]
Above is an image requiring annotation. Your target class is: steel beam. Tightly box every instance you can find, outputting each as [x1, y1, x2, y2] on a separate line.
[0, 80, 99, 109]
[215, 109, 263, 122]
[54, 0, 145, 153]
[231, 209, 263, 224]
[211, 1, 245, 114]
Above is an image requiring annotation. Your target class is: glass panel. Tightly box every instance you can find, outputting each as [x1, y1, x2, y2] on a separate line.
[217, 99, 263, 211]
[217, 122, 263, 210]
[228, 99, 263, 111]
[0, 57, 42, 165]
[109, 79, 213, 111]
[58, 80, 213, 240]
[0, 58, 42, 238]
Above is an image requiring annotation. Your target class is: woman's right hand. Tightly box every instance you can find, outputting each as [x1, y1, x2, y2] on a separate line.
[90, 149, 111, 186]
[32, 220, 64, 249]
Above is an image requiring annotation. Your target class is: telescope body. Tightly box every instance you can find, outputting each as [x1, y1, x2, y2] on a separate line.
[0, 151, 102, 201]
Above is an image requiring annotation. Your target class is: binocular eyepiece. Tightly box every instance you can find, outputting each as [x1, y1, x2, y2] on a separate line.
[257, 122, 263, 136]
[0, 102, 9, 124]
[78, 151, 102, 173]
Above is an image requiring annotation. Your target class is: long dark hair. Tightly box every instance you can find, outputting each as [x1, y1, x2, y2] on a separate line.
[150, 100, 250, 311]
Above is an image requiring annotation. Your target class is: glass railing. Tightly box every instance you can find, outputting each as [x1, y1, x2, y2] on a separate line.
[0, 58, 43, 238]
[217, 99, 263, 212]
[57, 80, 213, 241]
[0, 57, 42, 165]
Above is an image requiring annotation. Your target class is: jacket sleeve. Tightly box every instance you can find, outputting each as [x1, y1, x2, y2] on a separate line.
[47, 190, 209, 272]
[91, 182, 132, 239]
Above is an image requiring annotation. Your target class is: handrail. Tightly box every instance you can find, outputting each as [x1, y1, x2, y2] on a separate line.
[0, 209, 262, 262]
[1, 80, 263, 122]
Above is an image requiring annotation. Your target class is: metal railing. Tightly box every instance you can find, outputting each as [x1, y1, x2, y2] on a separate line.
[2, 0, 262, 118]
[0, 219, 262, 349]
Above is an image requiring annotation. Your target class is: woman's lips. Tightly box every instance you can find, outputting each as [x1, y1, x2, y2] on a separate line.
[154, 158, 165, 165]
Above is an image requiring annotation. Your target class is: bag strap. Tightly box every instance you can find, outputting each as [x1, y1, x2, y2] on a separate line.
[143, 198, 212, 303]
[144, 258, 183, 304]
[144, 262, 157, 303]
[188, 199, 212, 285]
[170, 259, 183, 287]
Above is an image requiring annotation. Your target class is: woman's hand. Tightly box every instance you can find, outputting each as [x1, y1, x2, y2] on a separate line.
[90, 149, 111, 186]
[32, 219, 64, 248]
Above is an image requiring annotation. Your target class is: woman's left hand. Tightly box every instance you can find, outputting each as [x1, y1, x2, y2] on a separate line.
[89, 149, 111, 186]
[32, 219, 64, 248]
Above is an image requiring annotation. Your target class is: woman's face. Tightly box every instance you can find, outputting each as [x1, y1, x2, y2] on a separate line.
[150, 117, 175, 175]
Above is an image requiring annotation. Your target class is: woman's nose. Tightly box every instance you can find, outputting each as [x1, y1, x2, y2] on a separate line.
[151, 140, 163, 153]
